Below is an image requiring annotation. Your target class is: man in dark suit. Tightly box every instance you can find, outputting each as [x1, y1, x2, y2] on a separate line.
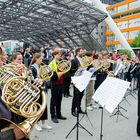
[136, 52, 140, 137]
[71, 48, 86, 117]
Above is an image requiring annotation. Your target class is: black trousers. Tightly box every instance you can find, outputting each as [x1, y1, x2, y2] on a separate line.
[50, 84, 63, 119]
[71, 86, 84, 113]
[63, 78, 71, 96]
[137, 116, 140, 136]
[137, 88, 140, 136]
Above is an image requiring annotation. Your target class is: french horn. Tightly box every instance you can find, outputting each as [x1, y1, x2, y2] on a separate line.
[92, 59, 102, 71]
[79, 56, 93, 68]
[0, 62, 26, 85]
[38, 63, 53, 81]
[57, 59, 71, 73]
[0, 76, 47, 139]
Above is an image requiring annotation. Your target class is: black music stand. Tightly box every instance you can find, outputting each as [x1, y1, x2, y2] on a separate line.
[79, 86, 94, 128]
[65, 87, 93, 140]
[100, 106, 104, 140]
[110, 104, 128, 122]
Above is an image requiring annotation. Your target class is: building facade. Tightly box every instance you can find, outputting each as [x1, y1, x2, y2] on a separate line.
[101, 0, 123, 5]
[106, 0, 140, 52]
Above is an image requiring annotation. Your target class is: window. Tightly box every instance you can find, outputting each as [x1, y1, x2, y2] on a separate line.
[129, 18, 140, 27]
[129, 30, 139, 39]
[108, 8, 117, 14]
[108, 34, 115, 42]
[108, 45, 116, 52]
[117, 21, 128, 29]
[118, 5, 127, 12]
[129, 1, 140, 9]
[123, 32, 128, 39]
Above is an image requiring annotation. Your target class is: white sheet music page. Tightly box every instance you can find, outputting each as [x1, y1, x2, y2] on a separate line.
[93, 77, 130, 113]
[71, 70, 93, 92]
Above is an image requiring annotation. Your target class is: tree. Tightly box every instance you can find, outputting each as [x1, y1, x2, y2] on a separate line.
[130, 31, 140, 48]
[117, 49, 132, 58]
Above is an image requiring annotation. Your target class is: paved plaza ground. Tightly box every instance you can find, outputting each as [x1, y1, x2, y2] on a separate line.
[29, 87, 140, 140]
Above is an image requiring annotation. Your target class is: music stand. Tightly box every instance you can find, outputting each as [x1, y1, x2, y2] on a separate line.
[65, 87, 93, 140]
[79, 87, 94, 128]
[110, 104, 128, 122]
[93, 77, 130, 140]
[67, 69, 95, 140]
[100, 106, 104, 140]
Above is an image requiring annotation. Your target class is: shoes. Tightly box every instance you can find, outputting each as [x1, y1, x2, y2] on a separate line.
[35, 124, 43, 131]
[72, 112, 77, 117]
[57, 115, 67, 120]
[52, 118, 59, 123]
[41, 124, 52, 130]
[87, 106, 93, 111]
[78, 110, 86, 114]
[68, 95, 72, 97]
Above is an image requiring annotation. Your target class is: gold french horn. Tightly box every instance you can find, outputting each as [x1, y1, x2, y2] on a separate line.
[79, 55, 93, 68]
[0, 62, 27, 85]
[92, 59, 103, 71]
[57, 58, 71, 73]
[38, 63, 53, 81]
[0, 76, 47, 139]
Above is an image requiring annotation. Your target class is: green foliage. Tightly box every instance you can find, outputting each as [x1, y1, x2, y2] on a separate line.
[117, 49, 132, 58]
[130, 31, 140, 48]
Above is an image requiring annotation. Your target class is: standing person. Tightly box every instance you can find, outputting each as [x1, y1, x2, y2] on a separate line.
[63, 53, 72, 98]
[85, 52, 96, 111]
[23, 48, 32, 68]
[136, 52, 140, 137]
[0, 46, 26, 140]
[10, 52, 27, 124]
[71, 48, 86, 117]
[29, 53, 52, 131]
[49, 50, 67, 123]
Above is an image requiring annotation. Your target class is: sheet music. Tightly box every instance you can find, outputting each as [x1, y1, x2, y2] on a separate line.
[74, 68, 86, 76]
[93, 77, 130, 113]
[71, 70, 94, 92]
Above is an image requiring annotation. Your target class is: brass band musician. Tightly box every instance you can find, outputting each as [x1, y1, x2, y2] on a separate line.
[49, 50, 67, 123]
[0, 47, 26, 140]
[71, 48, 86, 117]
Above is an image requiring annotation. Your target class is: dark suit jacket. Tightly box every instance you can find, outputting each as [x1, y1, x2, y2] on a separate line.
[70, 57, 80, 76]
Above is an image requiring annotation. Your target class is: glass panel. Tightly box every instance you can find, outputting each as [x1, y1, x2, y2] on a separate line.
[117, 44, 123, 50]
[123, 32, 128, 39]
[108, 45, 116, 52]
[129, 1, 140, 9]
[118, 4, 127, 12]
[117, 21, 128, 29]
[108, 8, 117, 14]
[129, 18, 140, 27]
[108, 34, 115, 42]
[129, 30, 139, 39]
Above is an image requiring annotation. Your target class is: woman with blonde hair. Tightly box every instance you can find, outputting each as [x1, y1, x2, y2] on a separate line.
[29, 53, 52, 131]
